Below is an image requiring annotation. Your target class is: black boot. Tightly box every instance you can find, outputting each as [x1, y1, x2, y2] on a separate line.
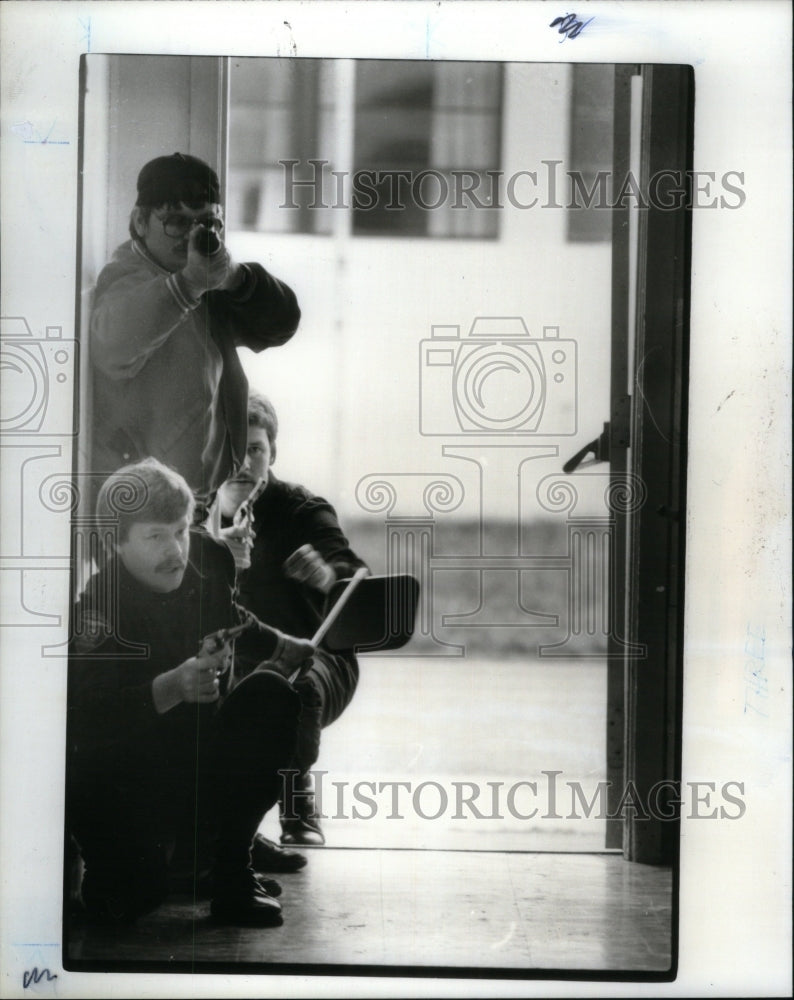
[280, 771, 325, 846]
[251, 832, 307, 872]
[210, 865, 283, 927]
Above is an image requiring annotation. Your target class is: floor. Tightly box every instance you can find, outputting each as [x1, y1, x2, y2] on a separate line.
[66, 656, 673, 976]
[65, 848, 673, 975]
[290, 655, 610, 852]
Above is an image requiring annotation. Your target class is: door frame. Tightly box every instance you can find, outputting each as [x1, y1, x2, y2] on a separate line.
[608, 64, 693, 864]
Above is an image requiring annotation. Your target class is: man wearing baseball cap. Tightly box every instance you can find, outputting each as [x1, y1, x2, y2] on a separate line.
[89, 152, 301, 511]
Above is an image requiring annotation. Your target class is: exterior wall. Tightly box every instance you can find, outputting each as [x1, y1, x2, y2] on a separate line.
[230, 63, 613, 520]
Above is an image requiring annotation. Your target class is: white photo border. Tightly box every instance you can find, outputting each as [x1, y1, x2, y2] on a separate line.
[1, 2, 791, 997]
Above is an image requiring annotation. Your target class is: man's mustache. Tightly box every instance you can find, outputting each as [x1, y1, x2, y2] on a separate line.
[155, 558, 187, 575]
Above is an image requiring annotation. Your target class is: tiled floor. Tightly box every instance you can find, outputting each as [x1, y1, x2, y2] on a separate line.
[66, 849, 673, 974]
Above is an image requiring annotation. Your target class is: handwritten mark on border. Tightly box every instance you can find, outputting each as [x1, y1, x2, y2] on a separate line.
[549, 12, 594, 41]
[10, 121, 70, 145]
[23, 967, 58, 989]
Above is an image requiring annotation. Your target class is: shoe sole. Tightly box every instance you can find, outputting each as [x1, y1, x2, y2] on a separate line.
[210, 904, 284, 928]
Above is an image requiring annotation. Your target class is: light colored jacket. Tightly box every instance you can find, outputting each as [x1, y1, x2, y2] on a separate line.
[90, 240, 300, 498]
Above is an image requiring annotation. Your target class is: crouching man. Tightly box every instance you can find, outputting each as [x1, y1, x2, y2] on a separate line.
[66, 458, 314, 927]
[214, 393, 368, 862]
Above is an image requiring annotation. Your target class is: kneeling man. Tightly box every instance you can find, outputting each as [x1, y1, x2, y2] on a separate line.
[215, 393, 368, 857]
[67, 458, 314, 926]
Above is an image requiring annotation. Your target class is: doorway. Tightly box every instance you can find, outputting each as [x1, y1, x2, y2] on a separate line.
[67, 54, 691, 972]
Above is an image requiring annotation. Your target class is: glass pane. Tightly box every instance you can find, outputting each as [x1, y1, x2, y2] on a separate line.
[352, 61, 503, 237]
[355, 107, 433, 168]
[430, 111, 501, 169]
[228, 58, 335, 235]
[434, 62, 502, 109]
[231, 56, 322, 105]
[355, 60, 435, 106]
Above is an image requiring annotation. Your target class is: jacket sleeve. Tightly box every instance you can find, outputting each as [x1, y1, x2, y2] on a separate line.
[233, 608, 284, 667]
[288, 491, 368, 585]
[207, 263, 301, 352]
[90, 259, 203, 380]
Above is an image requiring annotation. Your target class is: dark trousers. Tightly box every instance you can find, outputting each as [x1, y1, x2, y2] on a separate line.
[69, 671, 300, 917]
[291, 649, 358, 773]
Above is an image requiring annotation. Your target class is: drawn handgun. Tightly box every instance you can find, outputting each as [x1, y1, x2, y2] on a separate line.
[198, 615, 257, 658]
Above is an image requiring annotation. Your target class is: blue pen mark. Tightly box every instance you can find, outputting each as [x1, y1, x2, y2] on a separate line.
[78, 16, 92, 52]
[23, 968, 58, 989]
[11, 120, 70, 146]
[743, 623, 768, 717]
[425, 15, 437, 59]
[549, 12, 594, 41]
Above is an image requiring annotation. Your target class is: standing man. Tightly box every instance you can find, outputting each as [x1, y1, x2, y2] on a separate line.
[67, 458, 315, 926]
[215, 394, 367, 862]
[89, 152, 301, 510]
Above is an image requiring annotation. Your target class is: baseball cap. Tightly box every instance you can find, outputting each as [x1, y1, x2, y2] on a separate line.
[135, 152, 221, 208]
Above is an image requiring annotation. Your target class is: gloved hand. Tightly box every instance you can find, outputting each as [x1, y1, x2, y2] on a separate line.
[265, 630, 316, 678]
[180, 226, 244, 297]
[283, 544, 336, 594]
[218, 506, 256, 570]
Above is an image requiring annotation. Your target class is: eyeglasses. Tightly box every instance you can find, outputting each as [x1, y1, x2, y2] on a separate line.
[160, 214, 224, 239]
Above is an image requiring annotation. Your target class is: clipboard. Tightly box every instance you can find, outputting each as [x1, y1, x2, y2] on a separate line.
[314, 572, 421, 653]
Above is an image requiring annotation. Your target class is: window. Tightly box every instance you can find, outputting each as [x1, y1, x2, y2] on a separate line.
[227, 58, 503, 238]
[227, 58, 337, 235]
[566, 64, 615, 242]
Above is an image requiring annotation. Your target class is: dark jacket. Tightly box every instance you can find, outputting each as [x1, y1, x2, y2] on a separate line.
[67, 529, 281, 761]
[90, 240, 301, 499]
[233, 476, 366, 675]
